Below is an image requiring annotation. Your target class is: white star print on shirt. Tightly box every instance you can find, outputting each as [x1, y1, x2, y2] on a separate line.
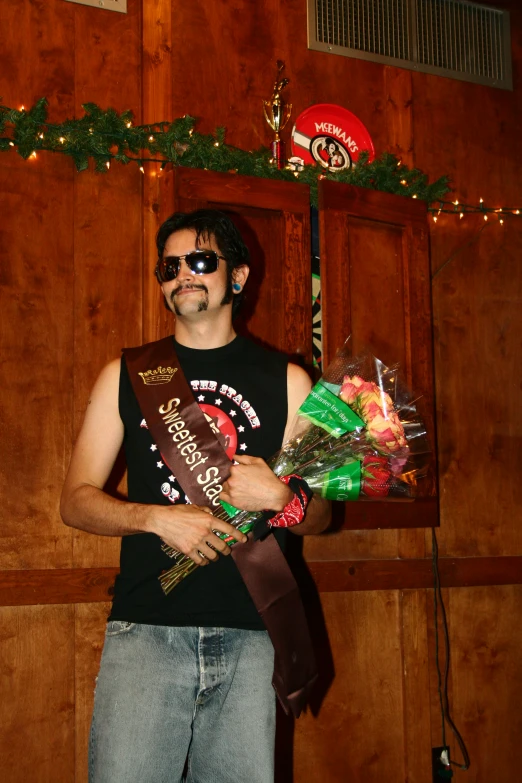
[156, 461, 164, 469]
[238, 425, 245, 433]
[239, 443, 247, 451]
[198, 395, 205, 401]
[230, 410, 236, 417]
[168, 475, 176, 482]
[214, 399, 222, 406]
[150, 444, 157, 451]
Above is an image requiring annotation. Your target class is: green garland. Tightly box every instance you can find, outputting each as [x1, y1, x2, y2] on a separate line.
[0, 98, 451, 206]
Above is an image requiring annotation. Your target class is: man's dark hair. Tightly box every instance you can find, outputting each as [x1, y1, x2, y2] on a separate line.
[156, 209, 250, 318]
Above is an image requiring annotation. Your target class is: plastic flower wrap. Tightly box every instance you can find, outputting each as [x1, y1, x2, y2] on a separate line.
[159, 341, 431, 593]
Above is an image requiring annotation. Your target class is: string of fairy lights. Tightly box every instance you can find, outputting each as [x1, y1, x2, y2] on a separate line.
[428, 198, 521, 225]
[1, 99, 520, 222]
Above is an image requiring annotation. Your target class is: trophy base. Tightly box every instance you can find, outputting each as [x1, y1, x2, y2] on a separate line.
[271, 139, 286, 170]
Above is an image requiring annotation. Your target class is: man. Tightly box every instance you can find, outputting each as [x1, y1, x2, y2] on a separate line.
[61, 209, 330, 783]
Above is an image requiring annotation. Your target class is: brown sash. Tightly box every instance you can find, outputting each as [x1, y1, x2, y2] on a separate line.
[123, 337, 317, 718]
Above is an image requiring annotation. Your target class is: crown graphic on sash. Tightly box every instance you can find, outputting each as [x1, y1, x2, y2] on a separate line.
[138, 365, 177, 385]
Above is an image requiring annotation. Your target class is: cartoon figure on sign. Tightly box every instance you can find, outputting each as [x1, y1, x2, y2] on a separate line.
[324, 137, 344, 168]
[310, 135, 351, 171]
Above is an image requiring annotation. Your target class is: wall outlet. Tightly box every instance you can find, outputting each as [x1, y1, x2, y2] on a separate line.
[432, 746, 453, 780]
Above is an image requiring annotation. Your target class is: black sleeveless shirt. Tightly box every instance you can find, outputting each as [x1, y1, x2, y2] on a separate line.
[109, 335, 289, 630]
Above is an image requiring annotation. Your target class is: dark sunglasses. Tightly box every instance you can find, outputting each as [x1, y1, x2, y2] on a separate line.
[155, 250, 224, 283]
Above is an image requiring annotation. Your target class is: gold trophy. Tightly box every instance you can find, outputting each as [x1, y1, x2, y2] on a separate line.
[263, 60, 292, 169]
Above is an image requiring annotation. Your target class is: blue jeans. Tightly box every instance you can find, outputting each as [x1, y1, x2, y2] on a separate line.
[89, 623, 276, 783]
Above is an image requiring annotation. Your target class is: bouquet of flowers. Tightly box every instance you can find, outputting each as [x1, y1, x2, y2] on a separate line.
[159, 341, 431, 594]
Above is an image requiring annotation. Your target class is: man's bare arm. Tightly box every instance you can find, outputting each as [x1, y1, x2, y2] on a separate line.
[284, 363, 331, 535]
[220, 363, 331, 535]
[60, 359, 246, 565]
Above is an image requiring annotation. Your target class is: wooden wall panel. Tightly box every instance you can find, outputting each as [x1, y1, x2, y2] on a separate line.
[429, 219, 522, 559]
[71, 0, 143, 569]
[0, 0, 75, 571]
[168, 0, 388, 155]
[315, 182, 437, 540]
[435, 587, 522, 783]
[0, 605, 75, 782]
[75, 603, 111, 783]
[293, 591, 414, 782]
[412, 63, 522, 560]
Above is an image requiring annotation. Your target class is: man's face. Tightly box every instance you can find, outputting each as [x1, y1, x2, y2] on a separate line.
[161, 228, 230, 318]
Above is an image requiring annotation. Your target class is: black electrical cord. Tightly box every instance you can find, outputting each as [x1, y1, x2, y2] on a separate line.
[432, 528, 471, 771]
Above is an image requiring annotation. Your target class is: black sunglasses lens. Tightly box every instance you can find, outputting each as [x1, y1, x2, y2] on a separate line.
[157, 258, 180, 282]
[158, 251, 219, 281]
[188, 251, 219, 274]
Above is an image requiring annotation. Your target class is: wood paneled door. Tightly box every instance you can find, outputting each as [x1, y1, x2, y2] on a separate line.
[319, 180, 438, 531]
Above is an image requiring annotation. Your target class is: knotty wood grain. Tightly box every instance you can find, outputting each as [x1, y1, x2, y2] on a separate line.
[0, 605, 75, 782]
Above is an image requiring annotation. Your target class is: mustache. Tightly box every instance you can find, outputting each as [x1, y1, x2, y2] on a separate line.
[170, 283, 208, 300]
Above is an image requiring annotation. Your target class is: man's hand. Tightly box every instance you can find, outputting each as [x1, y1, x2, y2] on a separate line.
[220, 454, 293, 512]
[148, 504, 247, 566]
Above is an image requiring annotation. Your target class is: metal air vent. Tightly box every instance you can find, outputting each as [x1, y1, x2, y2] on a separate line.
[308, 0, 512, 90]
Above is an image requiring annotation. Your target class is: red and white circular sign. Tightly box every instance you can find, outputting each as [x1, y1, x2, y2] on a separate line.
[291, 103, 375, 172]
[199, 403, 238, 460]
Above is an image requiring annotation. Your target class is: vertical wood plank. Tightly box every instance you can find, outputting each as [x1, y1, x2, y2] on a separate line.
[447, 586, 522, 783]
[0, 0, 75, 571]
[400, 590, 432, 783]
[294, 591, 406, 782]
[0, 606, 75, 782]
[142, 0, 175, 344]
[385, 67, 414, 167]
[75, 603, 111, 783]
[72, 0, 143, 569]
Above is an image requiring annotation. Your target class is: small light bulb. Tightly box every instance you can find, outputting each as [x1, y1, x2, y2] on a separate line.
[515, 210, 520, 215]
[189, 130, 193, 137]
[293, 171, 299, 177]
[412, 194, 417, 199]
[9, 141, 14, 147]
[59, 137, 65, 144]
[214, 142, 219, 147]
[460, 212, 464, 219]
[484, 214, 488, 221]
[106, 161, 110, 169]
[433, 215, 438, 223]
[38, 133, 44, 139]
[89, 128, 93, 134]
[400, 179, 407, 185]
[139, 166, 144, 174]
[30, 151, 37, 159]
[480, 198, 484, 203]
[149, 135, 154, 142]
[454, 200, 459, 206]
[498, 208, 502, 212]
[500, 219, 504, 225]
[20, 105, 25, 111]
[126, 121, 132, 128]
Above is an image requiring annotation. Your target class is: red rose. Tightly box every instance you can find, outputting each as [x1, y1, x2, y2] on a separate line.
[362, 456, 392, 497]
